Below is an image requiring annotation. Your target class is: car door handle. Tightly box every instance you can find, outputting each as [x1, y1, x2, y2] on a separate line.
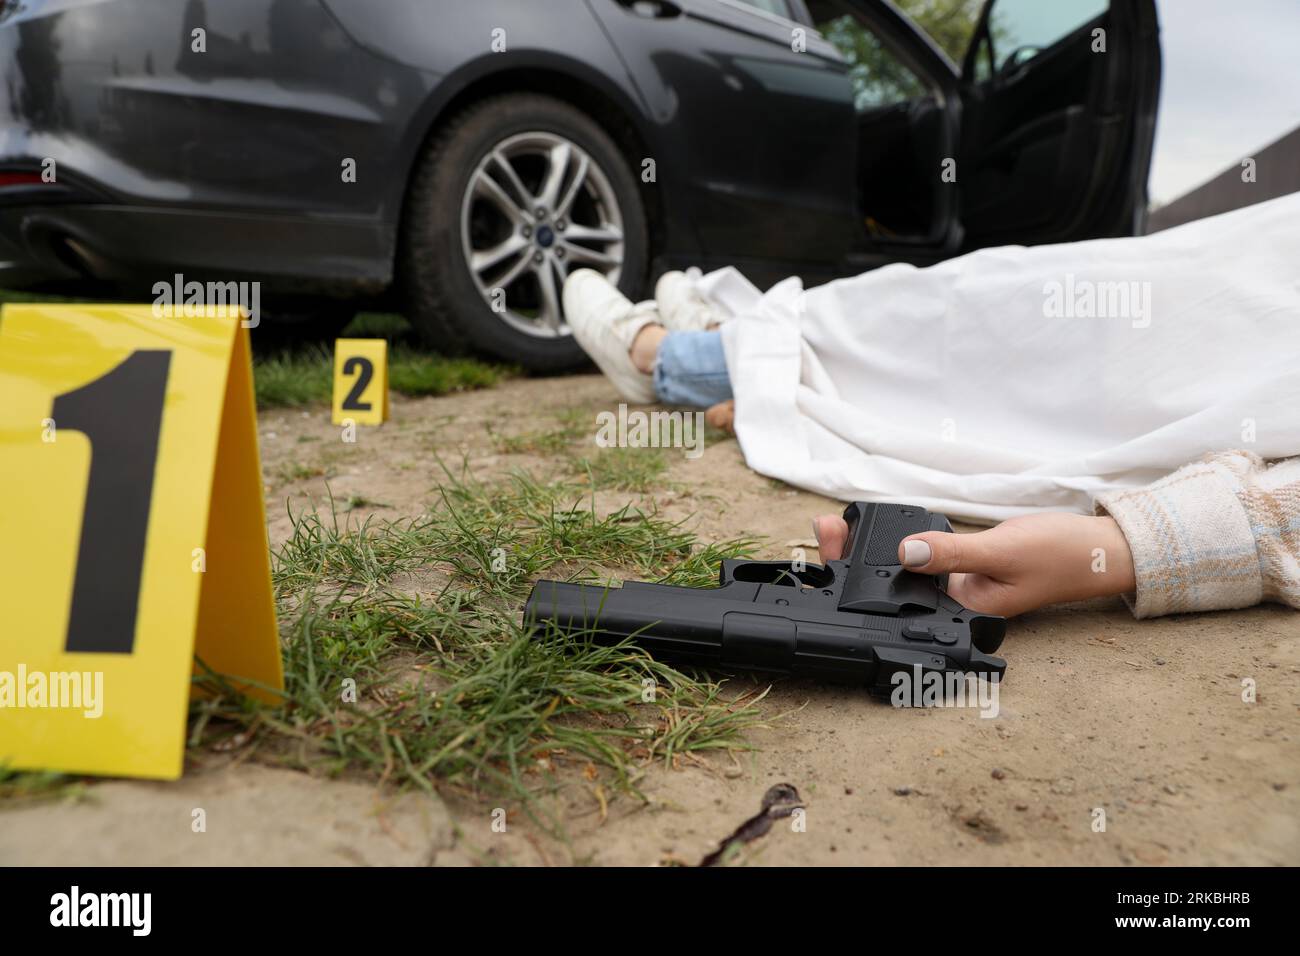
[613, 0, 683, 19]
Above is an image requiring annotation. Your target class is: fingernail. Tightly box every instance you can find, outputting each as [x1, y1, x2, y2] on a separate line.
[812, 519, 822, 548]
[902, 540, 931, 567]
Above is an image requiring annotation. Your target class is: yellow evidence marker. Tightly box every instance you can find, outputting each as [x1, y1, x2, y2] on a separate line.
[332, 338, 389, 425]
[0, 304, 282, 780]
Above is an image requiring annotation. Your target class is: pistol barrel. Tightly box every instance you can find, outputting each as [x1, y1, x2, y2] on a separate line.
[524, 577, 1005, 694]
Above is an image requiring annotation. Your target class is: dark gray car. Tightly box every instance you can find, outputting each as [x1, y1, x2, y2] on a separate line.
[0, 0, 1160, 370]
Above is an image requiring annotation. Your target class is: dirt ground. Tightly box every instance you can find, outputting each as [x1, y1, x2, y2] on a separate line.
[4, 372, 1298, 866]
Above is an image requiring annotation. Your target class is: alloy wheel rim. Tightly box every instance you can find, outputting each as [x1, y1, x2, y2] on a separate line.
[459, 131, 625, 338]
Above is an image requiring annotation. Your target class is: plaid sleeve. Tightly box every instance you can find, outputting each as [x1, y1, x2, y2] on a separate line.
[1094, 451, 1300, 618]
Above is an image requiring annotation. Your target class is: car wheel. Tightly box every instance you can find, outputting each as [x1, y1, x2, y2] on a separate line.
[401, 93, 648, 372]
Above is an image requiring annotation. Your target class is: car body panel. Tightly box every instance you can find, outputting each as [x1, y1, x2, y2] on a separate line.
[588, 0, 857, 263]
[1, 0, 417, 216]
[0, 0, 436, 290]
[0, 0, 1162, 323]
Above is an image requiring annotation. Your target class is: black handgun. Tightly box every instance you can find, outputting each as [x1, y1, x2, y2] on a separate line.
[524, 501, 1007, 694]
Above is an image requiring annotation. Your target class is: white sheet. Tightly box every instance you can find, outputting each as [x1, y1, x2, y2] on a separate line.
[704, 193, 1300, 523]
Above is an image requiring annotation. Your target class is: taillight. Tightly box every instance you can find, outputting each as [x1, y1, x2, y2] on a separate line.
[0, 172, 48, 188]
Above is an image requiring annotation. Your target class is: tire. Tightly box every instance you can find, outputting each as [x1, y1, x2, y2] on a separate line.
[401, 92, 649, 372]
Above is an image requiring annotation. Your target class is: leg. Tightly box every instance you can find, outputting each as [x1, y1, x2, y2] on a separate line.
[566, 269, 734, 407]
[563, 270, 660, 403]
[645, 329, 733, 408]
[655, 270, 724, 331]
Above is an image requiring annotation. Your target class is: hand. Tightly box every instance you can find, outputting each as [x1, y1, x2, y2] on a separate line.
[811, 511, 1136, 617]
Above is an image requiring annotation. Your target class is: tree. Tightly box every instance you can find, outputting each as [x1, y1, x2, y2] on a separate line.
[821, 0, 984, 110]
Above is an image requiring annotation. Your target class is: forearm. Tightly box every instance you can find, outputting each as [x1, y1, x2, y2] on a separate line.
[1066, 515, 1136, 604]
[1095, 451, 1300, 618]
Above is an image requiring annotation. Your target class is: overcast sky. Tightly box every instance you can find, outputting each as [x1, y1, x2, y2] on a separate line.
[1149, 0, 1300, 203]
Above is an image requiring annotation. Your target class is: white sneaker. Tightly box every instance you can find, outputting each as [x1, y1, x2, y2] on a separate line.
[563, 269, 658, 404]
[655, 269, 721, 331]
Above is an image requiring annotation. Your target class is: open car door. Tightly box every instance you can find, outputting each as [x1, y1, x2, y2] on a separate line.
[957, 0, 1161, 247]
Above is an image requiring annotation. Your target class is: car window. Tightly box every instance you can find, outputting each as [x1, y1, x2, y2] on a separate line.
[724, 0, 794, 20]
[815, 9, 928, 111]
[985, 0, 1108, 73]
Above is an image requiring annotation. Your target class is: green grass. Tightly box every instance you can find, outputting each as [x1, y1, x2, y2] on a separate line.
[341, 310, 411, 339]
[253, 341, 513, 409]
[574, 446, 670, 493]
[274, 309, 514, 407]
[388, 349, 509, 398]
[490, 407, 679, 493]
[188, 468, 766, 822]
[0, 768, 87, 804]
[488, 407, 590, 456]
[273, 460, 329, 484]
[253, 347, 336, 407]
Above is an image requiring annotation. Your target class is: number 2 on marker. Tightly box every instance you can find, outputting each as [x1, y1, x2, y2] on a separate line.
[341, 356, 373, 411]
[331, 339, 387, 425]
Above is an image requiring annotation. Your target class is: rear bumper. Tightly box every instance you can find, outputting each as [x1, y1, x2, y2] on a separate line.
[0, 200, 392, 297]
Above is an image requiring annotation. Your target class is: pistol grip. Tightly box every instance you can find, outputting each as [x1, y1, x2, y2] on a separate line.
[837, 502, 950, 614]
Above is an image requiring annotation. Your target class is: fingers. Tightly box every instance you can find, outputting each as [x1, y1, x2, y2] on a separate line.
[946, 572, 1025, 618]
[817, 518, 1012, 579]
[897, 529, 1007, 577]
[812, 514, 848, 561]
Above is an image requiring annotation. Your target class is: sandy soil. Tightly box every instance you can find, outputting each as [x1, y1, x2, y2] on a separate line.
[4, 373, 1297, 866]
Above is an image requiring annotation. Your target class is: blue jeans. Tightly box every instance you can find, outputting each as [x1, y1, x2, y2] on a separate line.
[653, 330, 734, 407]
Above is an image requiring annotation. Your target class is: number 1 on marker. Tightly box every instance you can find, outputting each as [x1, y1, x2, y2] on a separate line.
[53, 350, 171, 654]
